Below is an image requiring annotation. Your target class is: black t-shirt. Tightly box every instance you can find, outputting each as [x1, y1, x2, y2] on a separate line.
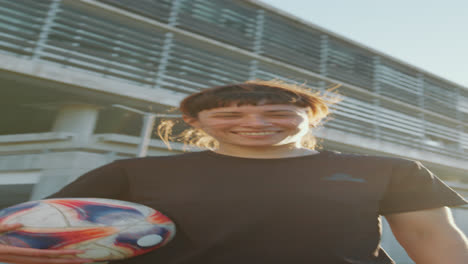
[48, 150, 468, 264]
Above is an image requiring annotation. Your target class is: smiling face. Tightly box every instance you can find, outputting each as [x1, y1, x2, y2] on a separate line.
[183, 103, 312, 152]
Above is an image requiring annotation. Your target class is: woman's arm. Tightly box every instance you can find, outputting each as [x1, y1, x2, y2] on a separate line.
[385, 206, 468, 264]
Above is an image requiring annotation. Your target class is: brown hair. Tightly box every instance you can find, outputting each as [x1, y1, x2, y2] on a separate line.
[158, 79, 341, 151]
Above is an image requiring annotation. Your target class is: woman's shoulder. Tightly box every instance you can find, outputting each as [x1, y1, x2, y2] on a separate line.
[112, 150, 211, 166]
[321, 149, 416, 165]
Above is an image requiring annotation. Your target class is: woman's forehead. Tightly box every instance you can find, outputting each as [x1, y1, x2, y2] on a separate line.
[204, 104, 307, 113]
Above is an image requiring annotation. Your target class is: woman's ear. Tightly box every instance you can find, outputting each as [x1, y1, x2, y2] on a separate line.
[182, 115, 200, 128]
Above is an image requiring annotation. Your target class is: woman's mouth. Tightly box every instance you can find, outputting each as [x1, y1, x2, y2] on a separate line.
[232, 131, 281, 136]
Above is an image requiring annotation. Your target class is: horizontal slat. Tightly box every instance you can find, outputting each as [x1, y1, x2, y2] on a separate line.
[97, 0, 172, 23]
[159, 76, 206, 92]
[256, 63, 326, 88]
[378, 74, 420, 94]
[0, 0, 47, 56]
[40, 45, 158, 77]
[170, 47, 250, 79]
[40, 52, 156, 85]
[54, 10, 167, 48]
[379, 85, 420, 105]
[334, 102, 424, 136]
[326, 39, 374, 90]
[261, 12, 321, 73]
[263, 22, 322, 52]
[176, 0, 256, 50]
[261, 40, 322, 66]
[30, 2, 172, 85]
[163, 39, 250, 90]
[0, 0, 50, 18]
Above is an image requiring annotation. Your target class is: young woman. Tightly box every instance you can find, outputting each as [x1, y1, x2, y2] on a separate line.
[1, 80, 467, 264]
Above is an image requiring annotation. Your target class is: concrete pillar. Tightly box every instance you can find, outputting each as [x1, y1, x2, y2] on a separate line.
[52, 104, 100, 144]
[28, 105, 101, 200]
[29, 151, 112, 201]
[29, 169, 87, 200]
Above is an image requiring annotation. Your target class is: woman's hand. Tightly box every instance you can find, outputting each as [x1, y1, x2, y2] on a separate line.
[0, 223, 94, 264]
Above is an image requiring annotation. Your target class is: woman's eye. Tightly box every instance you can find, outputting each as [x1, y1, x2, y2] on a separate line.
[212, 114, 293, 118]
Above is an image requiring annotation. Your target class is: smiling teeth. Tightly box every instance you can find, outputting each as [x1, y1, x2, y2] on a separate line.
[237, 132, 278, 136]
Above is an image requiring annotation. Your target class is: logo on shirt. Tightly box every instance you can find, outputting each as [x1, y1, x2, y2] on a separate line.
[322, 173, 366, 183]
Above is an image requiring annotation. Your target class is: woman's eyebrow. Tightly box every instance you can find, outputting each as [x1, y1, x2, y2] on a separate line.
[211, 111, 242, 114]
[211, 110, 296, 114]
[264, 110, 296, 113]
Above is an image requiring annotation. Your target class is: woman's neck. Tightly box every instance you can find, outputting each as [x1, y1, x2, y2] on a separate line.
[214, 145, 318, 159]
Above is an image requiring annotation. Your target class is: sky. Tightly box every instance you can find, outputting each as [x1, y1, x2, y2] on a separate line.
[260, 0, 468, 88]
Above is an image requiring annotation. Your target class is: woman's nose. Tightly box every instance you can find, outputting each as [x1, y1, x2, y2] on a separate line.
[243, 115, 271, 125]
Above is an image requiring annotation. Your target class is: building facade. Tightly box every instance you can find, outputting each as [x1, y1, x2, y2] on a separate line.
[0, 0, 467, 263]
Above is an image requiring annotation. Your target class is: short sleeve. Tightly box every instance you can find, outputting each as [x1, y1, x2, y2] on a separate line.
[47, 161, 128, 200]
[379, 159, 467, 215]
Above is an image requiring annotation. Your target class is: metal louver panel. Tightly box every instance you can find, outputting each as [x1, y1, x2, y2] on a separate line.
[39, 1, 166, 86]
[461, 129, 468, 151]
[423, 115, 461, 157]
[327, 39, 374, 91]
[462, 133, 468, 151]
[377, 102, 424, 147]
[459, 90, 468, 126]
[176, 0, 257, 50]
[326, 88, 376, 138]
[425, 115, 460, 142]
[423, 78, 457, 119]
[328, 99, 376, 138]
[377, 61, 420, 104]
[0, 0, 50, 57]
[97, 0, 172, 23]
[261, 12, 322, 73]
[459, 90, 468, 115]
[161, 38, 251, 93]
[255, 62, 327, 88]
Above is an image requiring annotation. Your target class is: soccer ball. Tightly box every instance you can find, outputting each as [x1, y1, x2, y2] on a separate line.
[0, 198, 176, 261]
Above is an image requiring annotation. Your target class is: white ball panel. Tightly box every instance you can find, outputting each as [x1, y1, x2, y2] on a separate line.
[5, 203, 69, 227]
[77, 248, 111, 259]
[137, 234, 163, 247]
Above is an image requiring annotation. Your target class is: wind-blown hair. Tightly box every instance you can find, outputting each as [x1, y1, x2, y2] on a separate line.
[158, 79, 341, 151]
